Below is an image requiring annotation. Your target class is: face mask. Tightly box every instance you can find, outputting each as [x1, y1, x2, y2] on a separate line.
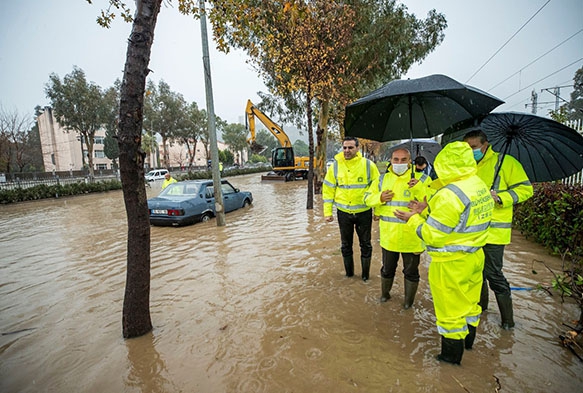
[473, 148, 484, 161]
[392, 163, 408, 175]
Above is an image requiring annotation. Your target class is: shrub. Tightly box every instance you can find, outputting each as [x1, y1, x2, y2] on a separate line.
[514, 183, 583, 258]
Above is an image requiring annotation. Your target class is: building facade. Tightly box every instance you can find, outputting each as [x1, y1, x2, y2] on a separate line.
[37, 107, 112, 172]
[38, 107, 246, 172]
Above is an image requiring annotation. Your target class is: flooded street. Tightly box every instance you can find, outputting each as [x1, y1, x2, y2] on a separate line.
[1, 172, 581, 392]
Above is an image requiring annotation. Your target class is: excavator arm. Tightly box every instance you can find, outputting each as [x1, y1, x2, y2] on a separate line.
[245, 99, 293, 151]
[245, 99, 314, 181]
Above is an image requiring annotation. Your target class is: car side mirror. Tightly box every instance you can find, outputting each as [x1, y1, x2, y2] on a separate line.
[235, 188, 240, 192]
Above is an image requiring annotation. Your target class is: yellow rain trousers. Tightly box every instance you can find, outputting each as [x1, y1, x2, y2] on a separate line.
[429, 249, 484, 339]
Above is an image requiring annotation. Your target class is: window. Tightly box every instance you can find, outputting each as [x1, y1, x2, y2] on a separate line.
[221, 182, 235, 195]
[96, 164, 108, 170]
[94, 136, 105, 144]
[94, 150, 105, 158]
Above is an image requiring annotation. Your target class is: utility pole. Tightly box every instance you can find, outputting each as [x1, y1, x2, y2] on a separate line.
[199, 0, 225, 226]
[541, 85, 572, 111]
[530, 89, 538, 114]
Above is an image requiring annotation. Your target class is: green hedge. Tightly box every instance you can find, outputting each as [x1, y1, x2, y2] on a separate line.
[0, 167, 272, 204]
[514, 182, 583, 258]
[0, 180, 122, 204]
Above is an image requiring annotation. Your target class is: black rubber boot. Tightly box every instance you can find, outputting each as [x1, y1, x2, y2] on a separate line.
[403, 279, 419, 309]
[380, 277, 394, 302]
[495, 293, 515, 329]
[343, 256, 354, 277]
[437, 336, 464, 365]
[479, 280, 489, 311]
[465, 325, 477, 350]
[361, 257, 371, 282]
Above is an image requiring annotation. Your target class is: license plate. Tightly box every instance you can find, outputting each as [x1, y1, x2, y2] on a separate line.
[152, 209, 167, 215]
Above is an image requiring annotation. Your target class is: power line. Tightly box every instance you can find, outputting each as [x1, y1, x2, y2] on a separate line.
[503, 57, 583, 101]
[489, 29, 583, 91]
[466, 0, 552, 83]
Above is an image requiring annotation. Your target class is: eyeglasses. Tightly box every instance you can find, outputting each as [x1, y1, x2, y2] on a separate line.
[343, 146, 355, 150]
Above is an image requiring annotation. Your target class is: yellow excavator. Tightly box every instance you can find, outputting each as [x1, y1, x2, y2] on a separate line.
[245, 99, 311, 181]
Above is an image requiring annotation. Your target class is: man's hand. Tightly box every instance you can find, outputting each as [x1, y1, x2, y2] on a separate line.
[408, 196, 428, 214]
[325, 216, 334, 223]
[394, 209, 414, 222]
[408, 178, 419, 188]
[373, 215, 380, 221]
[491, 190, 502, 204]
[380, 190, 394, 203]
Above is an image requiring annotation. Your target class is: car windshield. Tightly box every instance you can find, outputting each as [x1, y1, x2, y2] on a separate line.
[159, 183, 201, 197]
[145, 171, 156, 176]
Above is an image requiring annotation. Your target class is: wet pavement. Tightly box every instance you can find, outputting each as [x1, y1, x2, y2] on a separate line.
[0, 173, 581, 392]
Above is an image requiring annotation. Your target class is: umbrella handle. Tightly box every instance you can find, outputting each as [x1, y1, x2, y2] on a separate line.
[491, 142, 510, 190]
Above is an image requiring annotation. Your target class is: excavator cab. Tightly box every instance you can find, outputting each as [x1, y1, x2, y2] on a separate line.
[272, 147, 295, 169]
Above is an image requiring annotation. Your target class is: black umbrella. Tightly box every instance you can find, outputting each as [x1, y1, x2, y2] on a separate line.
[344, 74, 504, 142]
[388, 138, 442, 163]
[442, 112, 583, 183]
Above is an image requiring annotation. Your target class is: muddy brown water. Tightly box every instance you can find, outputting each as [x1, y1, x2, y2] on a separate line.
[0, 173, 580, 392]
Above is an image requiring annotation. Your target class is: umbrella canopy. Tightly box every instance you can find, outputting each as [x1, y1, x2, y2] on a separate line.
[344, 74, 504, 142]
[387, 139, 442, 163]
[442, 112, 583, 183]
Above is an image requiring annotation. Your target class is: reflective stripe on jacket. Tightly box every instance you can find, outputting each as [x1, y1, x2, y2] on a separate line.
[322, 151, 379, 216]
[364, 167, 431, 252]
[476, 146, 533, 244]
[408, 143, 494, 262]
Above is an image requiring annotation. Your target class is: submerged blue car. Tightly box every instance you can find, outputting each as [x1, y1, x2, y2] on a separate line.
[147, 179, 253, 226]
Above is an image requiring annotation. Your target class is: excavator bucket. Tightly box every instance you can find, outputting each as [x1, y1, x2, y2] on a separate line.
[249, 141, 267, 154]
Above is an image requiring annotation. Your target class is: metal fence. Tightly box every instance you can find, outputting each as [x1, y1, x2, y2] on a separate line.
[0, 170, 119, 191]
[561, 119, 583, 185]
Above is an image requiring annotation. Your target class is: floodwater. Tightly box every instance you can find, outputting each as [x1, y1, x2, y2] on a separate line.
[0, 173, 580, 393]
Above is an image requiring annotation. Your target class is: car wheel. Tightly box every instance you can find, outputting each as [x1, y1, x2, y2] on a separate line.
[200, 213, 212, 222]
[243, 199, 251, 208]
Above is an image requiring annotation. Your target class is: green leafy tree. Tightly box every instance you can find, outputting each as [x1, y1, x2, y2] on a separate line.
[567, 66, 583, 122]
[222, 122, 248, 165]
[255, 129, 278, 161]
[209, 0, 446, 205]
[141, 132, 159, 168]
[144, 79, 188, 167]
[103, 84, 121, 169]
[45, 66, 109, 180]
[249, 153, 267, 163]
[293, 139, 309, 157]
[174, 101, 206, 169]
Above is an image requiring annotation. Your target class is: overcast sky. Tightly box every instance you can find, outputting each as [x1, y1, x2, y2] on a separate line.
[0, 0, 581, 126]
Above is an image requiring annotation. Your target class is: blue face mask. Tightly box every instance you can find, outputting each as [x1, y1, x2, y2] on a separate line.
[473, 148, 484, 161]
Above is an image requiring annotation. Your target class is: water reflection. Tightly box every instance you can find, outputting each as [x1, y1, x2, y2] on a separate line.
[125, 332, 176, 393]
[0, 173, 581, 392]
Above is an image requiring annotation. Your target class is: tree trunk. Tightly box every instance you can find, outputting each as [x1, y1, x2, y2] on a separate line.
[306, 84, 314, 210]
[118, 0, 162, 339]
[86, 132, 95, 180]
[314, 100, 329, 195]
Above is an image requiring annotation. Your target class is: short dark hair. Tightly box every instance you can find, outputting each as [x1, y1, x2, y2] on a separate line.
[463, 129, 488, 143]
[343, 136, 359, 147]
[414, 156, 427, 166]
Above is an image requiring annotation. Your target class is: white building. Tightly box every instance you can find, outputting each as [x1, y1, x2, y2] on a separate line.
[37, 107, 246, 172]
[37, 107, 112, 172]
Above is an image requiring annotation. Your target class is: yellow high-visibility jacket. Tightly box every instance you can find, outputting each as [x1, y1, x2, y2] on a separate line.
[323, 151, 379, 217]
[364, 167, 431, 252]
[161, 177, 177, 190]
[408, 142, 495, 262]
[476, 146, 533, 245]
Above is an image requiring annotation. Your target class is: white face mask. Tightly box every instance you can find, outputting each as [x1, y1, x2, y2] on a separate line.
[392, 163, 408, 175]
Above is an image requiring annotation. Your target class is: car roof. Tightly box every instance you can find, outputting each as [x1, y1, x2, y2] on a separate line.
[180, 179, 229, 185]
